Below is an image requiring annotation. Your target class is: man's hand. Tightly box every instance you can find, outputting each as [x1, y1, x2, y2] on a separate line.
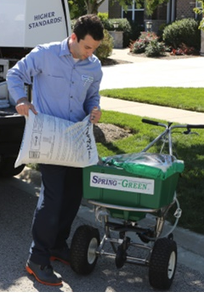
[15, 97, 37, 116]
[90, 107, 101, 124]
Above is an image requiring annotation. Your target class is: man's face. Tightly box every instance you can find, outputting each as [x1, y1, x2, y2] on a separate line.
[70, 33, 101, 60]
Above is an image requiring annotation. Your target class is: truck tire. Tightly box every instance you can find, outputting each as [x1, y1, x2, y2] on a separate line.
[149, 237, 177, 290]
[0, 157, 25, 177]
[70, 225, 100, 275]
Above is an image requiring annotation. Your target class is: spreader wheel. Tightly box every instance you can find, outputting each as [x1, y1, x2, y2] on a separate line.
[70, 225, 100, 275]
[149, 238, 177, 290]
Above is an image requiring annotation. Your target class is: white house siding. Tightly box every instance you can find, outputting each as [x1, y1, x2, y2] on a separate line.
[99, 1, 108, 13]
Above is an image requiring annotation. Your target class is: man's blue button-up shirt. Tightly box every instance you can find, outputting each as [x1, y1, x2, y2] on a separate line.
[7, 38, 103, 122]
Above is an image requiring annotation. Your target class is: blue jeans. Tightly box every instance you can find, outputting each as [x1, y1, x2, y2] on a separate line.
[29, 164, 83, 266]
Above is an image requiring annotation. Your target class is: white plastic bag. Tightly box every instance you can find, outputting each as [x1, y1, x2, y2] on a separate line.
[15, 111, 98, 168]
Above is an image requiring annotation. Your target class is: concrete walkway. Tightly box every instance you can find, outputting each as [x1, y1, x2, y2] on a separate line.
[100, 96, 204, 124]
[100, 48, 204, 124]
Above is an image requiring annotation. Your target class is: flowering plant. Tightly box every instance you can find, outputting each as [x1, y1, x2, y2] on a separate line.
[130, 31, 169, 57]
[130, 32, 159, 54]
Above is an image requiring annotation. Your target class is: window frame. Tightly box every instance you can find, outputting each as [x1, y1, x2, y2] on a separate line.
[121, 0, 144, 21]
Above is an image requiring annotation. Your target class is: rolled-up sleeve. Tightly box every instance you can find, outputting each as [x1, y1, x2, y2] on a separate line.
[83, 68, 103, 114]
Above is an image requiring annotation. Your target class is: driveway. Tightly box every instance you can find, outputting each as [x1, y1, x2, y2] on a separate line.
[0, 168, 204, 292]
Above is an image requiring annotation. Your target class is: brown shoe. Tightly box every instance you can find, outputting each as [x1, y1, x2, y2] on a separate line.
[26, 260, 62, 286]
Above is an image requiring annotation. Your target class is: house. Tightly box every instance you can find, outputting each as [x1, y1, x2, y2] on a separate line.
[99, 0, 202, 33]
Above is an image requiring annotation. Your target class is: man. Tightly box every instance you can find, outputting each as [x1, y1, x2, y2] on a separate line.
[7, 14, 104, 286]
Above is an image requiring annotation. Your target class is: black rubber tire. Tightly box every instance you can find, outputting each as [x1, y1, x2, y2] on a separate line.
[70, 225, 100, 275]
[149, 238, 177, 290]
[0, 157, 25, 177]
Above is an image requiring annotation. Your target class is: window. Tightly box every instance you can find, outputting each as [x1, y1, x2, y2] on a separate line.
[195, 0, 202, 21]
[122, 0, 144, 24]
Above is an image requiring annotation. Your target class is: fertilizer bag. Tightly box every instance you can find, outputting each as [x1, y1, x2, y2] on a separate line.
[15, 111, 98, 168]
[103, 152, 184, 180]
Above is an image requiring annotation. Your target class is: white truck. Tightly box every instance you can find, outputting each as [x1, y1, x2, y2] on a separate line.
[0, 0, 71, 177]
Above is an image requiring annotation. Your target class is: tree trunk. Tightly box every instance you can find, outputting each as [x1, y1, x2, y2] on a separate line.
[85, 0, 106, 14]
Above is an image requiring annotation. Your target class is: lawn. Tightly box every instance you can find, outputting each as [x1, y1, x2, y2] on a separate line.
[96, 87, 204, 234]
[100, 87, 204, 112]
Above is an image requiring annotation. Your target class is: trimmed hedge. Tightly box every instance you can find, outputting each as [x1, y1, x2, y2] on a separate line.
[95, 29, 114, 61]
[101, 18, 142, 48]
[163, 18, 200, 50]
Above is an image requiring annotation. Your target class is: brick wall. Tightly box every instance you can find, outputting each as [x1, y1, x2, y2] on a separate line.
[176, 0, 195, 19]
[109, 2, 121, 18]
[107, 0, 196, 22]
[152, 3, 167, 20]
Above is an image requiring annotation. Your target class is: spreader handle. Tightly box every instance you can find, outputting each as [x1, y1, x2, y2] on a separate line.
[187, 124, 204, 129]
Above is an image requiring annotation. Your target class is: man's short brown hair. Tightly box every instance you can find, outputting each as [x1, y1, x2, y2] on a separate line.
[73, 14, 104, 42]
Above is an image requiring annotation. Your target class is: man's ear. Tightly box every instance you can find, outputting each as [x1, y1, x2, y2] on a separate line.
[71, 33, 77, 41]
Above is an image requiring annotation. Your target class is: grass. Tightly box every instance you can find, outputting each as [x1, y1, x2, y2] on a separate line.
[97, 87, 204, 235]
[100, 87, 204, 112]
[29, 87, 204, 234]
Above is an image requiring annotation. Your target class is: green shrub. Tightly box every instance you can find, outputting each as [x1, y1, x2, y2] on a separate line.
[95, 29, 113, 61]
[131, 32, 158, 54]
[101, 18, 132, 48]
[130, 31, 168, 57]
[145, 40, 167, 57]
[98, 12, 109, 22]
[132, 39, 147, 53]
[163, 18, 200, 50]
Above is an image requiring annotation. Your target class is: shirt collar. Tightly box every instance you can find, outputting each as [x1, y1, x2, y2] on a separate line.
[60, 38, 71, 57]
[59, 37, 95, 63]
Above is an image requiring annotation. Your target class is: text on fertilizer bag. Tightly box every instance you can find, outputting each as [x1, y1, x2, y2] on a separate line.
[14, 112, 98, 168]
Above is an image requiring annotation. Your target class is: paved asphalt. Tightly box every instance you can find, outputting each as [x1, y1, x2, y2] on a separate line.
[1, 49, 204, 292]
[101, 48, 204, 89]
[0, 167, 204, 292]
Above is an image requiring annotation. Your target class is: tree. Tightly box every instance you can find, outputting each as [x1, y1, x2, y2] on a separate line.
[68, 0, 169, 17]
[194, 0, 204, 30]
[68, 0, 86, 18]
[83, 0, 134, 14]
[144, 0, 169, 16]
[85, 0, 106, 14]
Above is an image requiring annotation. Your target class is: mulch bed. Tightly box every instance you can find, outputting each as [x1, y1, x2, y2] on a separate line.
[101, 50, 200, 66]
